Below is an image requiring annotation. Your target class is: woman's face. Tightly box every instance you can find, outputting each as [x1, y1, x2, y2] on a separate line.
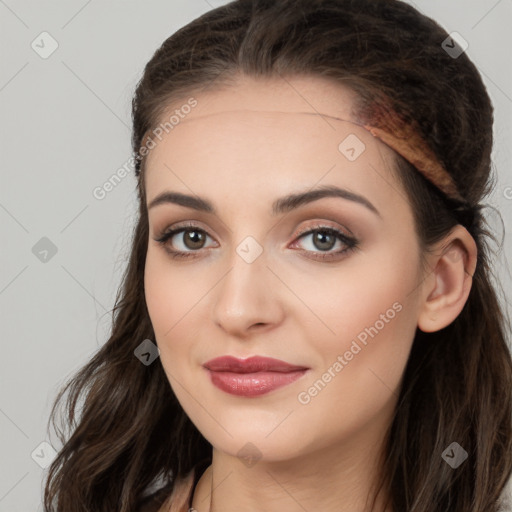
[143, 75, 424, 463]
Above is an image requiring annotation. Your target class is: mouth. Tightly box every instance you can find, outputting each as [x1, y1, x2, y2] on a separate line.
[203, 355, 310, 397]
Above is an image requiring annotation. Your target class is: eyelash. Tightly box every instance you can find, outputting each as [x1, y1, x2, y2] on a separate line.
[154, 221, 359, 262]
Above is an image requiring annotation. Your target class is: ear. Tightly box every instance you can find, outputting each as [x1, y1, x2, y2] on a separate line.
[417, 225, 477, 333]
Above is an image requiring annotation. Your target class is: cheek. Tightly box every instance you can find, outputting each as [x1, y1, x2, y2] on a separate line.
[144, 250, 197, 351]
[289, 242, 417, 394]
[144, 248, 205, 330]
[144, 248, 219, 381]
[291, 245, 419, 434]
[289, 239, 419, 344]
[144, 251, 198, 406]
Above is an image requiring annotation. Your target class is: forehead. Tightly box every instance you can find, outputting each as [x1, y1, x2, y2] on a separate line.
[142, 75, 407, 218]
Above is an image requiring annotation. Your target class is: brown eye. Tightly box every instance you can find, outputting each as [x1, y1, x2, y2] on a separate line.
[290, 225, 359, 262]
[180, 229, 207, 250]
[310, 230, 337, 251]
[154, 224, 217, 259]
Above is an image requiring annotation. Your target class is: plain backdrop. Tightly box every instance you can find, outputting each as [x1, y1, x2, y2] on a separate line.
[0, 1, 511, 510]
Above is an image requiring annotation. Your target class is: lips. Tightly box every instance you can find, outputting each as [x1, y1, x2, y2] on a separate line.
[203, 355, 309, 373]
[203, 356, 310, 397]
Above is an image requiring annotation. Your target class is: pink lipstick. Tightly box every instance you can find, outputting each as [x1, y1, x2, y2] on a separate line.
[203, 355, 309, 397]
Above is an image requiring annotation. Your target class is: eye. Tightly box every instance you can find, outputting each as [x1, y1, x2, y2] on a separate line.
[154, 222, 217, 259]
[290, 224, 359, 261]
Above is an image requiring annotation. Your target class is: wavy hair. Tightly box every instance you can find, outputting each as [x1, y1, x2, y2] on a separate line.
[44, 1, 512, 510]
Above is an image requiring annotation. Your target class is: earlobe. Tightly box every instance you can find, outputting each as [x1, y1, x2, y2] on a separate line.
[417, 226, 477, 333]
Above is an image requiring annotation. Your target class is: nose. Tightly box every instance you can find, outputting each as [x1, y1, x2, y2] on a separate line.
[212, 244, 285, 339]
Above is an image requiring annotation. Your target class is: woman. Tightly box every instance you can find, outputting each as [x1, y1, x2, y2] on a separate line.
[43, 0, 512, 511]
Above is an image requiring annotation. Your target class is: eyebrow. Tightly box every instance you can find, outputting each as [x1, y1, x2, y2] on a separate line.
[147, 184, 381, 218]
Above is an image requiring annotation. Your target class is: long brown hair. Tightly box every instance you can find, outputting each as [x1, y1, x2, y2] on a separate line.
[43, 1, 512, 510]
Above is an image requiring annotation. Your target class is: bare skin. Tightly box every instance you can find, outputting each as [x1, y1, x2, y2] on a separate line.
[144, 74, 477, 512]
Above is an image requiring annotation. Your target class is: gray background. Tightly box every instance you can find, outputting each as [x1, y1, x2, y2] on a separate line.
[0, 1, 511, 510]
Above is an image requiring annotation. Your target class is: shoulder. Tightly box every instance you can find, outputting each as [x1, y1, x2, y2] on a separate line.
[137, 481, 175, 512]
[498, 474, 512, 512]
[138, 458, 211, 512]
[139, 469, 196, 512]
[159, 469, 197, 512]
